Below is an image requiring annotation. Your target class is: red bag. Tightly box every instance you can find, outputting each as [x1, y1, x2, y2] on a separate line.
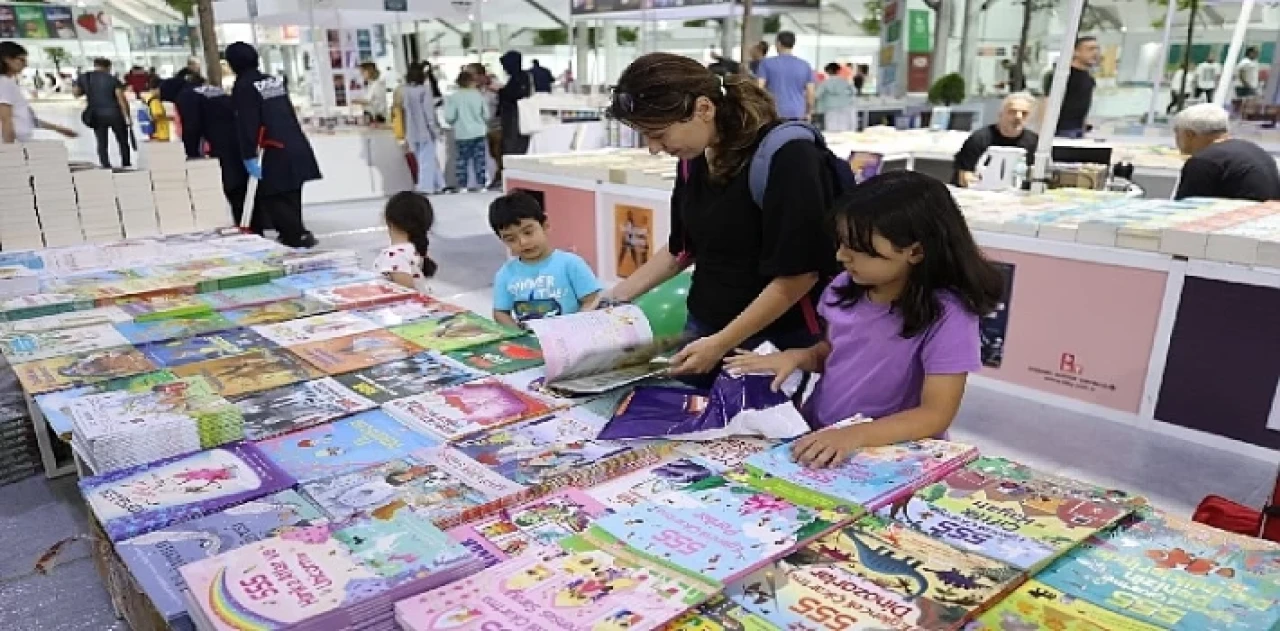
[405, 150, 418, 185]
[1193, 462, 1280, 543]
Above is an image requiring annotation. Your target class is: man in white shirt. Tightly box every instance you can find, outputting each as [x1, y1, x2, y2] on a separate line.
[1194, 53, 1221, 102]
[1236, 46, 1261, 99]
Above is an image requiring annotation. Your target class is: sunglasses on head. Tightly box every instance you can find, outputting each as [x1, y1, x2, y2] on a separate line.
[609, 88, 695, 119]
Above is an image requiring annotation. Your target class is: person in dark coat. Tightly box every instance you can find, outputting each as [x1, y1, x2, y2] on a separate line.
[161, 75, 257, 226]
[497, 50, 531, 157]
[530, 59, 553, 93]
[225, 41, 320, 248]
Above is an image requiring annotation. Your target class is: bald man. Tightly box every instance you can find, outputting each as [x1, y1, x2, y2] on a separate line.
[952, 92, 1039, 187]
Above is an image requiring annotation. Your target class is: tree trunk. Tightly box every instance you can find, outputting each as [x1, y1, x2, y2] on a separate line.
[738, 0, 755, 66]
[1012, 0, 1033, 91]
[196, 0, 221, 86]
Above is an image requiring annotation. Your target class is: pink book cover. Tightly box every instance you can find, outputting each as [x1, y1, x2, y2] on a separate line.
[447, 488, 610, 565]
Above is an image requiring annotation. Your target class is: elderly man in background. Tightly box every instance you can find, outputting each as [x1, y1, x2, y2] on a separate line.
[1174, 103, 1280, 201]
[952, 92, 1039, 187]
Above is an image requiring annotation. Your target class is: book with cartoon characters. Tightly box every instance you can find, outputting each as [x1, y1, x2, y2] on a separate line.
[586, 456, 719, 511]
[388, 312, 520, 353]
[14, 346, 158, 394]
[332, 352, 483, 404]
[969, 580, 1162, 631]
[269, 267, 379, 292]
[394, 532, 713, 631]
[136, 327, 276, 368]
[304, 278, 420, 309]
[664, 595, 778, 630]
[524, 304, 683, 395]
[251, 311, 383, 347]
[447, 488, 610, 564]
[79, 441, 295, 541]
[740, 440, 979, 514]
[254, 409, 440, 483]
[875, 456, 1134, 572]
[196, 283, 303, 310]
[220, 297, 333, 327]
[354, 296, 464, 327]
[0, 323, 132, 364]
[116, 490, 327, 631]
[1035, 510, 1280, 631]
[170, 348, 324, 398]
[382, 378, 554, 442]
[114, 311, 237, 345]
[35, 370, 178, 440]
[290, 330, 425, 375]
[233, 377, 377, 441]
[446, 336, 545, 375]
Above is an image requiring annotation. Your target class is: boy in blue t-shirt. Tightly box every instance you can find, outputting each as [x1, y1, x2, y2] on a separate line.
[489, 190, 602, 327]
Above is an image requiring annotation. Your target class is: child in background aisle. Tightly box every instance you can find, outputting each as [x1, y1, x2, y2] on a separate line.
[725, 171, 1003, 468]
[489, 190, 602, 327]
[145, 76, 170, 142]
[445, 70, 490, 192]
[374, 191, 438, 294]
[815, 62, 856, 132]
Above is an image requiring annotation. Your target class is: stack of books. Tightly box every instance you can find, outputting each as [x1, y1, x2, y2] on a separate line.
[150, 144, 195, 234]
[186, 159, 227, 230]
[0, 145, 41, 249]
[27, 142, 80, 247]
[114, 170, 160, 238]
[72, 167, 124, 242]
[0, 265, 39, 299]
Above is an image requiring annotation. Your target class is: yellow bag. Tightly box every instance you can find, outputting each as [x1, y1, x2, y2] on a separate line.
[391, 103, 404, 142]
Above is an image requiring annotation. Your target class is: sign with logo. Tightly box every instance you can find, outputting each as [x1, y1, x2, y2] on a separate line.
[907, 52, 932, 92]
[907, 9, 931, 53]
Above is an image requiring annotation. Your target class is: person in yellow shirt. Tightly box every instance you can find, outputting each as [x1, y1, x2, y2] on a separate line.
[145, 76, 170, 141]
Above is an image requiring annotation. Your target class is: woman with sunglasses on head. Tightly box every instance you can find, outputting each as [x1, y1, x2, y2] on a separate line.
[604, 53, 839, 387]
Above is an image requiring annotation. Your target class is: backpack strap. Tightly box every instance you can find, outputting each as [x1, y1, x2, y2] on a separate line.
[748, 121, 826, 208]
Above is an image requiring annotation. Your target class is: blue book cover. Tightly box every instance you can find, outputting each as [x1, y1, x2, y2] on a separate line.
[254, 409, 440, 482]
[115, 490, 325, 631]
[114, 312, 237, 345]
[270, 268, 378, 292]
[136, 328, 276, 368]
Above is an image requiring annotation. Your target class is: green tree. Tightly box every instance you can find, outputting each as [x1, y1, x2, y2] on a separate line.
[862, 0, 883, 36]
[164, 0, 200, 56]
[1149, 0, 1195, 28]
[44, 46, 70, 74]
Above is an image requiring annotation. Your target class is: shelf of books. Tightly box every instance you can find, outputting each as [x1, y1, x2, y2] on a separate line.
[0, 229, 1277, 630]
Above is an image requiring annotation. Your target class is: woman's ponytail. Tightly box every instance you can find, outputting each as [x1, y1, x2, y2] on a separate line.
[383, 191, 438, 279]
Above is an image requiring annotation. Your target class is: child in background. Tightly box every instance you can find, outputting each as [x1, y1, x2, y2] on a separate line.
[145, 76, 170, 142]
[489, 190, 602, 327]
[726, 171, 1003, 468]
[815, 62, 856, 132]
[445, 70, 490, 192]
[374, 191, 438, 294]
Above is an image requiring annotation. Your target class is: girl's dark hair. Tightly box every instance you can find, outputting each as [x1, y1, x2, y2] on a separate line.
[828, 170, 1004, 338]
[0, 42, 27, 76]
[405, 62, 426, 85]
[824, 62, 841, 75]
[384, 191, 438, 278]
[456, 70, 474, 88]
[607, 52, 777, 182]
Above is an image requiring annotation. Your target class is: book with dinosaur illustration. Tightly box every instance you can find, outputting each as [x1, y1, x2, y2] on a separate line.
[388, 312, 520, 353]
[250, 310, 383, 346]
[79, 441, 295, 541]
[305, 278, 420, 309]
[0, 323, 132, 363]
[875, 456, 1133, 572]
[254, 409, 440, 483]
[35, 370, 178, 440]
[116, 490, 327, 631]
[196, 283, 303, 310]
[219, 297, 333, 326]
[524, 304, 682, 395]
[332, 351, 483, 404]
[14, 346, 158, 394]
[1035, 510, 1280, 631]
[383, 378, 554, 442]
[664, 595, 778, 631]
[269, 267, 379, 292]
[170, 348, 324, 398]
[182, 508, 478, 631]
[233, 377, 377, 441]
[586, 456, 720, 511]
[739, 439, 979, 514]
[114, 311, 237, 345]
[354, 296, 464, 327]
[119, 294, 214, 321]
[137, 327, 276, 368]
[394, 532, 713, 631]
[289, 330, 425, 375]
[446, 336, 545, 375]
[447, 488, 610, 564]
[969, 580, 1163, 631]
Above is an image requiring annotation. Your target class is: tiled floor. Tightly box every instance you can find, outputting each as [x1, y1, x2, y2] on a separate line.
[1, 190, 1276, 630]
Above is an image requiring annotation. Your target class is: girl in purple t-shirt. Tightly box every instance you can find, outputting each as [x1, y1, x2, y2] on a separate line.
[726, 171, 1004, 468]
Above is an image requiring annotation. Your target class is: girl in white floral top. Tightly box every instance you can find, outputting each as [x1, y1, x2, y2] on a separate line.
[374, 192, 438, 294]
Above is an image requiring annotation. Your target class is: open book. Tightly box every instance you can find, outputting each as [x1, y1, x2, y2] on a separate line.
[525, 305, 686, 395]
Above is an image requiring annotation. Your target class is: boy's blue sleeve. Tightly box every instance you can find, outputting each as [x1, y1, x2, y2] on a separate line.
[492, 264, 515, 311]
[564, 253, 603, 301]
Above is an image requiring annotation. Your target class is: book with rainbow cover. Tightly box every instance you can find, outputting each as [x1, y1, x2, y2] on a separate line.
[969, 580, 1162, 631]
[389, 312, 520, 353]
[289, 330, 425, 375]
[254, 409, 440, 482]
[447, 488, 610, 564]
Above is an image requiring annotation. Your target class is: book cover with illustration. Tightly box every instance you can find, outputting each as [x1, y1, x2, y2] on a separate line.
[665, 595, 778, 631]
[969, 580, 1162, 631]
[394, 533, 712, 631]
[446, 336, 544, 375]
[289, 330, 425, 375]
[219, 297, 333, 327]
[114, 312, 237, 345]
[182, 508, 476, 631]
[269, 267, 378, 292]
[250, 311, 382, 347]
[354, 296, 464, 327]
[119, 294, 214, 321]
[35, 370, 178, 440]
[233, 377, 376, 441]
[304, 278, 419, 309]
[137, 328, 276, 368]
[676, 437, 775, 474]
[79, 441, 295, 541]
[383, 378, 553, 442]
[0, 305, 131, 335]
[116, 490, 327, 630]
[496, 366, 585, 409]
[15, 346, 158, 394]
[590, 475, 840, 586]
[1036, 510, 1280, 631]
[448, 488, 610, 564]
[196, 284, 302, 310]
[876, 456, 1133, 572]
[741, 440, 979, 514]
[170, 348, 324, 398]
[332, 351, 483, 404]
[0, 323, 132, 364]
[389, 311, 521, 353]
[254, 409, 440, 483]
[587, 456, 719, 511]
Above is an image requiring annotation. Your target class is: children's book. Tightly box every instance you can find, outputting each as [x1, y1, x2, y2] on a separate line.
[196, 283, 302, 310]
[0, 323, 132, 364]
[446, 336, 545, 375]
[15, 346, 158, 394]
[304, 278, 420, 309]
[740, 440, 979, 515]
[586, 456, 719, 511]
[114, 311, 237, 345]
[118, 294, 214, 321]
[383, 377, 554, 442]
[219, 297, 333, 327]
[394, 533, 713, 631]
[233, 377, 377, 441]
[876, 457, 1133, 572]
[0, 292, 94, 322]
[269, 267, 378, 292]
[254, 409, 440, 483]
[191, 260, 283, 292]
[969, 580, 1162, 631]
[447, 488, 610, 565]
[115, 490, 327, 631]
[79, 441, 295, 541]
[35, 370, 178, 440]
[0, 305, 131, 335]
[250, 311, 382, 347]
[496, 366, 585, 409]
[170, 348, 324, 398]
[332, 351, 483, 405]
[388, 311, 520, 353]
[676, 437, 775, 473]
[354, 295, 464, 327]
[136, 327, 275, 368]
[1036, 510, 1280, 631]
[664, 595, 778, 631]
[289, 330, 425, 375]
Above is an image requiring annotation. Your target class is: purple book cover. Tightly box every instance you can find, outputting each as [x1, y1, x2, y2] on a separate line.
[79, 441, 296, 541]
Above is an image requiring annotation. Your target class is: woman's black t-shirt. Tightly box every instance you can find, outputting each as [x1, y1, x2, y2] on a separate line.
[669, 131, 840, 339]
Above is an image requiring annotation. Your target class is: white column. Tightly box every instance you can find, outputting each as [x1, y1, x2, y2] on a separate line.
[603, 23, 619, 87]
[1029, 0, 1087, 193]
[1146, 0, 1178, 122]
[1214, 0, 1256, 105]
[575, 21, 591, 90]
[496, 24, 510, 50]
[471, 1, 485, 55]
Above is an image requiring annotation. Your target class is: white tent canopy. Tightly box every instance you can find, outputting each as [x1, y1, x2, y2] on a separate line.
[214, 0, 568, 28]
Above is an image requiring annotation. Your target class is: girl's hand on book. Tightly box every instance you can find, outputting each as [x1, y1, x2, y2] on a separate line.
[791, 425, 863, 469]
[723, 349, 803, 392]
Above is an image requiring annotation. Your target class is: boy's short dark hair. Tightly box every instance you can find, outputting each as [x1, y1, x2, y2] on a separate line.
[489, 190, 547, 234]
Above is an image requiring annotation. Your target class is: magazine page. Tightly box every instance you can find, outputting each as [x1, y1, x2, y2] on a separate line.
[526, 304, 660, 385]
